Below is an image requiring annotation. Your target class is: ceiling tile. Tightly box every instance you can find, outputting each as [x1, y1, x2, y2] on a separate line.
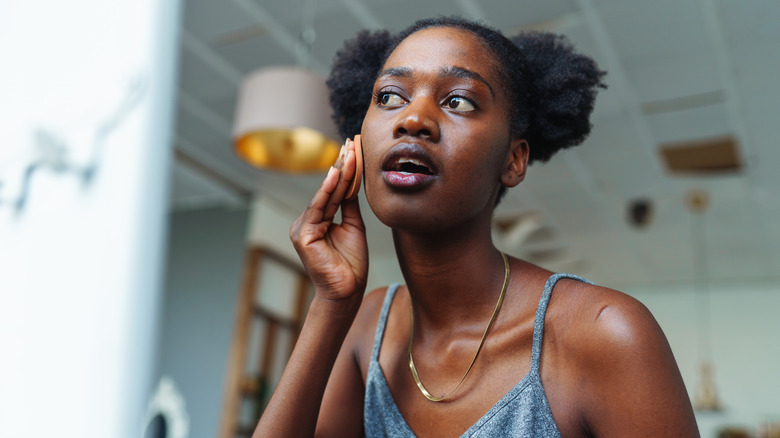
[177, 48, 238, 101]
[184, 0, 257, 42]
[716, 0, 780, 49]
[479, 0, 577, 31]
[309, 10, 370, 69]
[213, 35, 297, 76]
[361, 0, 466, 31]
[598, 1, 713, 66]
[575, 116, 662, 198]
[625, 54, 721, 103]
[647, 104, 732, 144]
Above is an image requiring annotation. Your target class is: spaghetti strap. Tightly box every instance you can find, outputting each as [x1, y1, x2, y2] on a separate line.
[370, 283, 402, 363]
[530, 273, 592, 374]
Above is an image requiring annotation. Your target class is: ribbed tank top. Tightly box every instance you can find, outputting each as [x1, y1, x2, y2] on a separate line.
[363, 273, 591, 437]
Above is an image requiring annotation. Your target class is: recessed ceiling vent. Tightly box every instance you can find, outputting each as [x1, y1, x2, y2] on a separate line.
[659, 135, 742, 175]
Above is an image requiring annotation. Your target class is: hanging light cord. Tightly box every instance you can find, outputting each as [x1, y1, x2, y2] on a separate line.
[691, 211, 713, 364]
[408, 252, 510, 402]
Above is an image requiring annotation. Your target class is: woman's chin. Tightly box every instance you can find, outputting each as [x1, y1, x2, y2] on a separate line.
[366, 194, 444, 234]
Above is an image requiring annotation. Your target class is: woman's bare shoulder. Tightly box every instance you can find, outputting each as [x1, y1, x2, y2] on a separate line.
[547, 279, 665, 364]
[352, 285, 394, 331]
[550, 280, 699, 436]
[554, 280, 661, 351]
[344, 285, 399, 373]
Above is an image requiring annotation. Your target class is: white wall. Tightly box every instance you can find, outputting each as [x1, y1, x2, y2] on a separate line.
[629, 282, 780, 437]
[156, 206, 250, 438]
[0, 1, 181, 437]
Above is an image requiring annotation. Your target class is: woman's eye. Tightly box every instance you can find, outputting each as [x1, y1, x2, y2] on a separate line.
[378, 92, 404, 107]
[445, 96, 476, 112]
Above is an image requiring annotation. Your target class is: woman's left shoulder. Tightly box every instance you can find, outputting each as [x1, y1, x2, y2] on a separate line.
[549, 278, 699, 435]
[553, 279, 664, 355]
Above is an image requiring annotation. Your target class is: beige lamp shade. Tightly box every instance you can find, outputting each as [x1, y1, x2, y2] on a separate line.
[233, 66, 341, 172]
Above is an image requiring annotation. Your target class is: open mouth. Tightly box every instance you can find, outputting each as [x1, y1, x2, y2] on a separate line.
[381, 143, 438, 189]
[391, 157, 434, 175]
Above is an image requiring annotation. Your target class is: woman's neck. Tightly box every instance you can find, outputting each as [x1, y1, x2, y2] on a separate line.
[392, 217, 509, 330]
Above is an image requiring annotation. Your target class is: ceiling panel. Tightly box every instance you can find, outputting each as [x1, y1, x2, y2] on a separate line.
[201, 93, 239, 126]
[183, 0, 256, 42]
[646, 104, 733, 144]
[176, 106, 231, 150]
[309, 9, 370, 68]
[575, 116, 662, 198]
[731, 43, 780, 98]
[480, 0, 577, 31]
[177, 48, 238, 102]
[213, 34, 298, 76]
[598, 1, 712, 65]
[524, 159, 614, 235]
[625, 54, 721, 103]
[362, 0, 467, 31]
[717, 0, 780, 49]
[260, 0, 347, 25]
[169, 160, 245, 211]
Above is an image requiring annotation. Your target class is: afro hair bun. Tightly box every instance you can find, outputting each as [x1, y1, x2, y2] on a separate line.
[510, 32, 606, 163]
[325, 18, 606, 165]
[326, 29, 393, 140]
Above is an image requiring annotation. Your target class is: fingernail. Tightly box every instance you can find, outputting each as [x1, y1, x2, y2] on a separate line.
[328, 166, 338, 177]
[337, 141, 347, 162]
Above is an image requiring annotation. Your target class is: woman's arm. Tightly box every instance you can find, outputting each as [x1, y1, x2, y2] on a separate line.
[253, 140, 368, 437]
[577, 290, 699, 437]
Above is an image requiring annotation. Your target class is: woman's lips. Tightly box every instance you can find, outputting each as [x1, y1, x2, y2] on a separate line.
[383, 170, 436, 188]
[381, 143, 438, 190]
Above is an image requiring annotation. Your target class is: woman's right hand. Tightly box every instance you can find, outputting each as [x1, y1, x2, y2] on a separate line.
[290, 139, 368, 302]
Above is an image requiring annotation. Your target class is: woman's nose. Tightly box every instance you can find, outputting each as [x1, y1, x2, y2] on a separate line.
[393, 97, 440, 142]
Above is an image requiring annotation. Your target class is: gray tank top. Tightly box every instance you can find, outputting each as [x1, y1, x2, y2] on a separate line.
[364, 273, 590, 437]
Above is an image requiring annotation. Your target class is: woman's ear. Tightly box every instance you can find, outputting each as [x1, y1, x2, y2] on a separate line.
[500, 139, 529, 188]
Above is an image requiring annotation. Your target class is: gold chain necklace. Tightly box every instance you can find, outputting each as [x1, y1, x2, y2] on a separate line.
[407, 252, 510, 402]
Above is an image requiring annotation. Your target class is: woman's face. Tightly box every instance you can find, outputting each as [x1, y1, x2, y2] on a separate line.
[360, 26, 526, 233]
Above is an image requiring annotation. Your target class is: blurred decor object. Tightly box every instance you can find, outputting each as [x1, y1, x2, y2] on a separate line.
[716, 427, 750, 438]
[232, 66, 340, 173]
[693, 361, 720, 412]
[493, 211, 544, 248]
[627, 198, 654, 229]
[758, 421, 780, 438]
[142, 376, 190, 438]
[686, 189, 722, 412]
[219, 247, 313, 438]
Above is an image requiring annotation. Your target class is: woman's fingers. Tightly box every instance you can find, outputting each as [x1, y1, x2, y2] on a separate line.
[324, 140, 357, 220]
[340, 195, 363, 231]
[291, 138, 361, 248]
[295, 165, 340, 234]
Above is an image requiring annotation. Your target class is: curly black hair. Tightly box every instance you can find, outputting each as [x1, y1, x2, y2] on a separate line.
[326, 16, 606, 197]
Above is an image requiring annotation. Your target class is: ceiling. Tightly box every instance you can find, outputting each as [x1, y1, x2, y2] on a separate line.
[170, 0, 780, 289]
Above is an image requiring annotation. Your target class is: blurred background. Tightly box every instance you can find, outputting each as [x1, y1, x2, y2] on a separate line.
[1, 0, 778, 437]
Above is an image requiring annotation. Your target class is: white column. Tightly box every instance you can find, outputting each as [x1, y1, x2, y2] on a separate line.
[0, 0, 181, 437]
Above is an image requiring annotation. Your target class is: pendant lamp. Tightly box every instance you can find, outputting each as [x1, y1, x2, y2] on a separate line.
[232, 66, 340, 173]
[686, 190, 722, 412]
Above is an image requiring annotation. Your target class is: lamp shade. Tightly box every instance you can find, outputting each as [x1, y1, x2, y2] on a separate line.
[233, 66, 340, 172]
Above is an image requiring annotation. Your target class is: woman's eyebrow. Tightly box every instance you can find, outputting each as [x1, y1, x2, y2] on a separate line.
[377, 66, 413, 79]
[439, 66, 495, 97]
[376, 66, 495, 97]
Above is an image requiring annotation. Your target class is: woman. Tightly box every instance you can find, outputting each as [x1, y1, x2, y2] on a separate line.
[255, 17, 699, 437]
